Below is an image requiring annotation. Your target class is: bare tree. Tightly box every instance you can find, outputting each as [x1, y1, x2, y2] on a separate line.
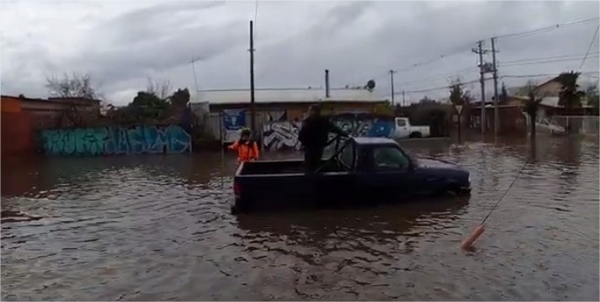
[146, 76, 172, 100]
[45, 73, 98, 99]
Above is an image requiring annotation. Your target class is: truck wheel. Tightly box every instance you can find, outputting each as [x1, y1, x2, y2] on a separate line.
[409, 132, 422, 138]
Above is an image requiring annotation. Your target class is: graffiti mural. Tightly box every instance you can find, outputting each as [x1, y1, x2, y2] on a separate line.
[39, 125, 192, 156]
[262, 121, 302, 151]
[261, 114, 395, 151]
[331, 114, 394, 138]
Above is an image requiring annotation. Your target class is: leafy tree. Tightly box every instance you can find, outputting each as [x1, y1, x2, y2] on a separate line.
[418, 96, 437, 104]
[169, 88, 191, 108]
[499, 82, 509, 103]
[556, 71, 586, 132]
[522, 81, 543, 138]
[448, 77, 473, 106]
[45, 73, 98, 99]
[585, 84, 599, 111]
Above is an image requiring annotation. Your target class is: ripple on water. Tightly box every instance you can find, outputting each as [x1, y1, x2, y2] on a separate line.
[1, 138, 598, 300]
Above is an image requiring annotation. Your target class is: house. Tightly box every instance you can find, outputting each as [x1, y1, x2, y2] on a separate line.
[510, 76, 596, 116]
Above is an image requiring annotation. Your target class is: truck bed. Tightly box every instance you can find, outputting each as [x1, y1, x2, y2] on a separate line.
[238, 159, 346, 175]
[233, 159, 356, 212]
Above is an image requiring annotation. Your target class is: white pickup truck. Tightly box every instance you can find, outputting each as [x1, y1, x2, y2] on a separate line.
[392, 117, 431, 139]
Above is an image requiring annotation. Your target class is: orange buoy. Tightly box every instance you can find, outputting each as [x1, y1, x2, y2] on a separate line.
[461, 224, 485, 250]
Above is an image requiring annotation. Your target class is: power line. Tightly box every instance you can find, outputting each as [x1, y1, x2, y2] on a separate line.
[495, 17, 599, 40]
[501, 70, 599, 79]
[500, 52, 599, 65]
[580, 25, 600, 69]
[375, 17, 600, 84]
[392, 42, 475, 73]
[395, 67, 479, 87]
[400, 78, 484, 94]
[499, 54, 600, 67]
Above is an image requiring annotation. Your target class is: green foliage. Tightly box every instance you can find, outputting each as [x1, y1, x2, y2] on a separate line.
[585, 84, 599, 110]
[500, 82, 508, 103]
[557, 71, 586, 109]
[169, 88, 191, 107]
[448, 77, 473, 106]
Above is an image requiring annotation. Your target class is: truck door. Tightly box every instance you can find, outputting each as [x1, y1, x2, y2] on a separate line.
[357, 145, 425, 203]
[394, 118, 410, 139]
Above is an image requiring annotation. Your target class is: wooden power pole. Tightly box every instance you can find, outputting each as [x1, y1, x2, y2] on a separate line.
[491, 37, 500, 135]
[249, 20, 256, 134]
[389, 70, 396, 106]
[473, 40, 486, 135]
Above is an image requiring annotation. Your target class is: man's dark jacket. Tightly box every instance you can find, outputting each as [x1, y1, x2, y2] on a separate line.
[298, 116, 346, 151]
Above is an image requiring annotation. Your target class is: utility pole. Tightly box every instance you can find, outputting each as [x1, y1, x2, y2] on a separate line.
[402, 90, 406, 107]
[472, 40, 487, 135]
[190, 58, 200, 95]
[249, 20, 256, 135]
[389, 70, 396, 106]
[491, 37, 500, 135]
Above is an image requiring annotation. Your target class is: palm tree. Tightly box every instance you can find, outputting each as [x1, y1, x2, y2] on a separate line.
[522, 81, 542, 138]
[556, 71, 586, 132]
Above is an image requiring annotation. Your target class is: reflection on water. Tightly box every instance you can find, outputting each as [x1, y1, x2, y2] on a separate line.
[1, 135, 598, 300]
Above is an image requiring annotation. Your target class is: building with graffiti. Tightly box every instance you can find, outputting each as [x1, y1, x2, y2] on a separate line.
[193, 88, 393, 147]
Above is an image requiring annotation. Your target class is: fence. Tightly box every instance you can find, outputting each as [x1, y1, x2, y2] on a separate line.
[550, 116, 599, 135]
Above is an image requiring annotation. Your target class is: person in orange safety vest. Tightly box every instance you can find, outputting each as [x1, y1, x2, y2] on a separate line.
[228, 128, 260, 163]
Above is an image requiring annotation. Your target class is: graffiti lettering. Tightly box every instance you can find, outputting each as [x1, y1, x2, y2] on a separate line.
[40, 125, 192, 156]
[261, 114, 395, 151]
[262, 121, 302, 151]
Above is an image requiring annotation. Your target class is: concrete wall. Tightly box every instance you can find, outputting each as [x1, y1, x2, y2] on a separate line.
[39, 125, 192, 156]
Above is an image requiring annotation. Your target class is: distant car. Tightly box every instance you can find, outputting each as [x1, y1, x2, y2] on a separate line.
[231, 137, 471, 214]
[392, 117, 431, 139]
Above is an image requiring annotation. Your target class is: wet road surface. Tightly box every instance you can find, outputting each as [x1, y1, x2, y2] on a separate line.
[1, 135, 598, 300]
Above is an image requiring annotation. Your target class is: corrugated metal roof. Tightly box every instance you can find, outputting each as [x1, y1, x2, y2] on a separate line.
[193, 88, 386, 104]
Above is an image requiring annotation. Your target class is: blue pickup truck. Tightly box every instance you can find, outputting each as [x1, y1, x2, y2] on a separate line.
[231, 137, 471, 214]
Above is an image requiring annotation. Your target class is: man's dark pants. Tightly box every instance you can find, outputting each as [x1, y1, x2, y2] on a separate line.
[304, 148, 324, 174]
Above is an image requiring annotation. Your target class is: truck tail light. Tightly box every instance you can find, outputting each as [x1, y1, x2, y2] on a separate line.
[233, 181, 241, 196]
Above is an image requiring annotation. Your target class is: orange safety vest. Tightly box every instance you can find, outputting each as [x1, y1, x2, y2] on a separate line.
[229, 140, 260, 163]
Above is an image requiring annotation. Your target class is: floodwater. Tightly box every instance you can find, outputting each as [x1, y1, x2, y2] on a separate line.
[1, 134, 599, 301]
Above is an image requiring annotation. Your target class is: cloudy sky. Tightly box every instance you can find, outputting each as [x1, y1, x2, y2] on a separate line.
[1, 0, 599, 106]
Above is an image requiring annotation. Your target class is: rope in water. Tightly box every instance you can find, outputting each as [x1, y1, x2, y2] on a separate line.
[480, 159, 530, 225]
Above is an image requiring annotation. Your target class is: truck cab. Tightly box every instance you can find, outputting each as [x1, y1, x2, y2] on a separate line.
[392, 117, 431, 139]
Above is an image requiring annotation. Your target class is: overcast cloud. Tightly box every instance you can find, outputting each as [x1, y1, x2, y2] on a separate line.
[1, 0, 598, 105]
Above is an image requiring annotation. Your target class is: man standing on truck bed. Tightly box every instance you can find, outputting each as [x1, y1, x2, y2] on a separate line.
[298, 104, 348, 173]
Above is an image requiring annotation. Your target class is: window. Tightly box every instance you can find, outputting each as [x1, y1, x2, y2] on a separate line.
[372, 147, 410, 170]
[397, 119, 407, 127]
[339, 142, 355, 168]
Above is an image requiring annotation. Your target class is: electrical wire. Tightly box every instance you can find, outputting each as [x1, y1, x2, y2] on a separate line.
[400, 78, 484, 94]
[395, 67, 479, 87]
[368, 17, 600, 85]
[499, 54, 600, 67]
[501, 70, 599, 79]
[500, 52, 599, 65]
[495, 17, 599, 40]
[579, 25, 600, 70]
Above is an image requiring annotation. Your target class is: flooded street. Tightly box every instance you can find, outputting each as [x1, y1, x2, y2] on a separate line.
[1, 135, 598, 301]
